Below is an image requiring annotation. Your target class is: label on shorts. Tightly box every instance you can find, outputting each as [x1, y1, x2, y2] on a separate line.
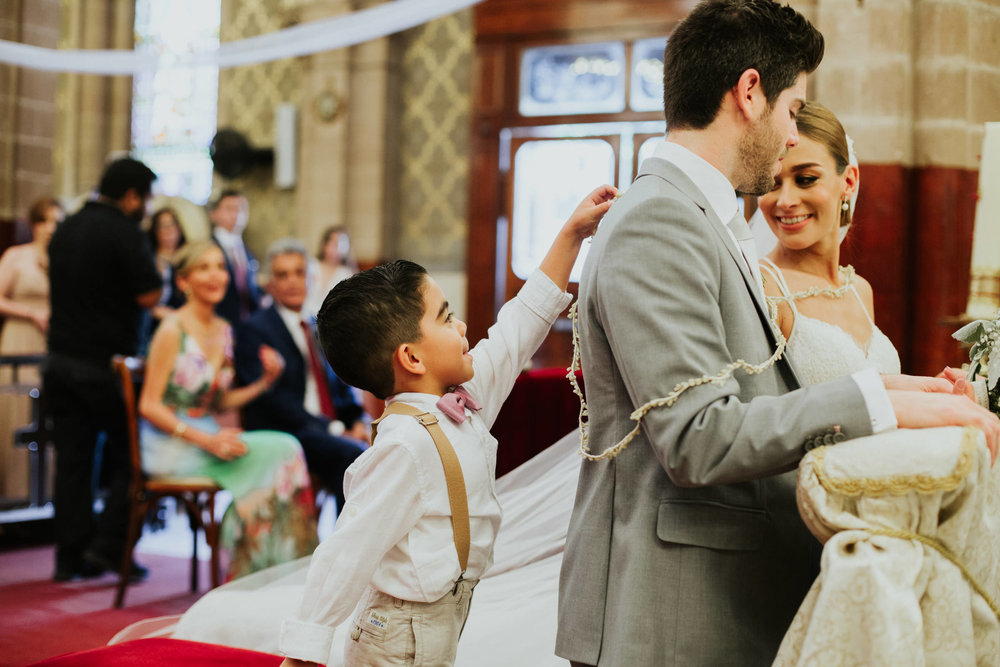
[366, 609, 389, 631]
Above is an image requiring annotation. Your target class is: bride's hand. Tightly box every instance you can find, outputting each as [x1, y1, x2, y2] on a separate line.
[881, 373, 961, 395]
[936, 366, 976, 401]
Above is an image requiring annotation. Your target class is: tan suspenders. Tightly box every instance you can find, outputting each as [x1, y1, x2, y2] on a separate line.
[371, 403, 470, 588]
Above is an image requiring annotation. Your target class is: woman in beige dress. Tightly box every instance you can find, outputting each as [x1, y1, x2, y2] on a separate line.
[0, 197, 62, 501]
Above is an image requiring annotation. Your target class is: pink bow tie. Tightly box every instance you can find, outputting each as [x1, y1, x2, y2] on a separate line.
[436, 386, 481, 424]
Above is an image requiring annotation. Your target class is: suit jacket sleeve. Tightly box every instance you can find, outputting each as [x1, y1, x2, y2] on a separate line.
[587, 189, 874, 487]
[235, 318, 326, 432]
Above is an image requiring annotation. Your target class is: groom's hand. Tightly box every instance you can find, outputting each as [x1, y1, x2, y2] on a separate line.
[888, 390, 1000, 463]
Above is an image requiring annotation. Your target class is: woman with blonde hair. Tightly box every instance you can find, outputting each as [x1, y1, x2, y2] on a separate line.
[139, 240, 317, 579]
[756, 101, 901, 383]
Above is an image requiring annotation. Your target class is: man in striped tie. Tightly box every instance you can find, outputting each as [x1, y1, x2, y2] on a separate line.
[235, 238, 367, 514]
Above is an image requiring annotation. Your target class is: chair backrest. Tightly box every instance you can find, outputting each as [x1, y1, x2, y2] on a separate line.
[112, 355, 146, 485]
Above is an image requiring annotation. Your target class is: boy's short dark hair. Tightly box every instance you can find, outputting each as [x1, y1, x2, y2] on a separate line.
[97, 157, 157, 200]
[317, 259, 428, 399]
[662, 0, 824, 130]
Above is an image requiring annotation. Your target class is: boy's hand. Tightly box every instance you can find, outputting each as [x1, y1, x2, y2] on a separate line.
[538, 184, 619, 290]
[563, 185, 619, 241]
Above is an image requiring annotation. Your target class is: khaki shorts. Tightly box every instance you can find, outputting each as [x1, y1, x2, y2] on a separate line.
[345, 580, 477, 666]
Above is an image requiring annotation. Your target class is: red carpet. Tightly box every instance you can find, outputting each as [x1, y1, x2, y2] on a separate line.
[0, 544, 209, 666]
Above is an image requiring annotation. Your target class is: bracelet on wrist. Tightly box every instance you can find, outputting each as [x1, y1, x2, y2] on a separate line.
[173, 420, 188, 439]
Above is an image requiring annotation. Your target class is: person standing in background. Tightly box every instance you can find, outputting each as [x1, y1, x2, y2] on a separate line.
[46, 157, 162, 581]
[209, 189, 260, 326]
[0, 197, 62, 501]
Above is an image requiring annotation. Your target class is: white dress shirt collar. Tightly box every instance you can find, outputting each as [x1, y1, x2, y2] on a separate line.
[213, 225, 244, 250]
[652, 140, 741, 225]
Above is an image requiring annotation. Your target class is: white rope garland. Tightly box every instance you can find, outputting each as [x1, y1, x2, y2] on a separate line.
[570, 265, 858, 462]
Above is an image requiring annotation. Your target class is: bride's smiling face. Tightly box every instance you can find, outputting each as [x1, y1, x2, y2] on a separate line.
[758, 135, 855, 252]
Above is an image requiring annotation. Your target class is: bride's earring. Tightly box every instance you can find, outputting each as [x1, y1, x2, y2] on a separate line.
[841, 199, 850, 212]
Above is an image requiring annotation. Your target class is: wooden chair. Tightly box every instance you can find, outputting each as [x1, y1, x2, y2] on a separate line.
[112, 355, 223, 608]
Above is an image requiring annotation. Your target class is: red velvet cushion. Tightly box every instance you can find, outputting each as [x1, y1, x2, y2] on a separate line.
[26, 638, 288, 667]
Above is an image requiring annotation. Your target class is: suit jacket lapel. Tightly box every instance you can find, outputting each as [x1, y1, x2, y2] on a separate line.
[636, 158, 780, 350]
[264, 306, 307, 391]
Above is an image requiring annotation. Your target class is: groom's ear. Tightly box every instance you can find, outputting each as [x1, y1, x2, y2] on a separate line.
[733, 68, 764, 122]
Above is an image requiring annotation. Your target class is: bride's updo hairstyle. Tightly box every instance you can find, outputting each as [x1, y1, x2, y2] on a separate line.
[172, 239, 218, 278]
[793, 101, 854, 228]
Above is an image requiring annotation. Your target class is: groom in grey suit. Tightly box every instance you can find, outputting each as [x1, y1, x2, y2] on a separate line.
[556, 1, 1000, 665]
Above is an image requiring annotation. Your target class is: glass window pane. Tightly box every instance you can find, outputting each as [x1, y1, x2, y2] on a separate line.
[511, 139, 616, 281]
[630, 37, 667, 112]
[132, 0, 221, 204]
[519, 42, 626, 117]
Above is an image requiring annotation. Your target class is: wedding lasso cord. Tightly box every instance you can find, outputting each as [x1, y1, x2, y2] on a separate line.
[569, 266, 858, 462]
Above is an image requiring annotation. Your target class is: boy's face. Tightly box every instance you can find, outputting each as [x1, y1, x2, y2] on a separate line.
[415, 276, 473, 393]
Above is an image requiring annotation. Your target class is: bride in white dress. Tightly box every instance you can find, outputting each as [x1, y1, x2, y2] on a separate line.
[751, 101, 901, 381]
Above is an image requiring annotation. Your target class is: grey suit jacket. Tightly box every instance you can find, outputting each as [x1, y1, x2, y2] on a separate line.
[555, 158, 874, 666]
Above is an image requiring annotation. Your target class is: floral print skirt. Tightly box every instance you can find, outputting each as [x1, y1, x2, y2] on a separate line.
[141, 415, 318, 580]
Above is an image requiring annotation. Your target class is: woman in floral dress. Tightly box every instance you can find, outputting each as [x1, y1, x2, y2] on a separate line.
[139, 239, 317, 579]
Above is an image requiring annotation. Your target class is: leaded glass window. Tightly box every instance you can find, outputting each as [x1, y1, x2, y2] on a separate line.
[132, 0, 221, 204]
[630, 37, 666, 112]
[518, 42, 627, 117]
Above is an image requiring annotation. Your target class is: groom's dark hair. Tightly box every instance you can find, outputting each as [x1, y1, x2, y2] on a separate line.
[662, 0, 824, 130]
[317, 259, 428, 399]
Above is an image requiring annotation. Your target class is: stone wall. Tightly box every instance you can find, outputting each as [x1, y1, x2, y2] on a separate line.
[0, 0, 60, 220]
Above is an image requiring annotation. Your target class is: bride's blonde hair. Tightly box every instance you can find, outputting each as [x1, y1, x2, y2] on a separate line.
[794, 102, 854, 228]
[172, 239, 220, 278]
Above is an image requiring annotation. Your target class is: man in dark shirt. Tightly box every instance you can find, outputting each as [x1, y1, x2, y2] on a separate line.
[45, 157, 163, 581]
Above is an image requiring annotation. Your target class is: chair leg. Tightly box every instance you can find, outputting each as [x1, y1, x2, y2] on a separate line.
[115, 494, 149, 608]
[185, 498, 200, 593]
[207, 491, 221, 589]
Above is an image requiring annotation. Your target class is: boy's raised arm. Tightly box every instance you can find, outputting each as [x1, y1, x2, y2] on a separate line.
[537, 185, 618, 291]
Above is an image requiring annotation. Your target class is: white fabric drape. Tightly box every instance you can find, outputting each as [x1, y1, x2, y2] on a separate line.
[0, 0, 483, 74]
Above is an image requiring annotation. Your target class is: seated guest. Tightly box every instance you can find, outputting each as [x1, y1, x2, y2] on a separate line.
[138, 206, 187, 353]
[139, 239, 318, 581]
[235, 238, 367, 513]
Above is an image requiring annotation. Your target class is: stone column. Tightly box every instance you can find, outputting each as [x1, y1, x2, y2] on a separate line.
[297, 0, 352, 256]
[296, 0, 399, 265]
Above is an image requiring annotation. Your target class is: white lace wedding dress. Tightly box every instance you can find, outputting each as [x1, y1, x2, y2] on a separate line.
[759, 258, 901, 381]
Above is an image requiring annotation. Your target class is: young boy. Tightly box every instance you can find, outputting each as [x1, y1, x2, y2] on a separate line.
[278, 185, 617, 667]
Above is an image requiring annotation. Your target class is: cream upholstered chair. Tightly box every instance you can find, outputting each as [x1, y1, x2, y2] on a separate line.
[776, 426, 1000, 665]
[112, 355, 223, 608]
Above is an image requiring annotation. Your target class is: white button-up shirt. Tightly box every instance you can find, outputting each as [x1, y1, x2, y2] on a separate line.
[652, 140, 895, 433]
[275, 303, 323, 418]
[279, 270, 571, 664]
